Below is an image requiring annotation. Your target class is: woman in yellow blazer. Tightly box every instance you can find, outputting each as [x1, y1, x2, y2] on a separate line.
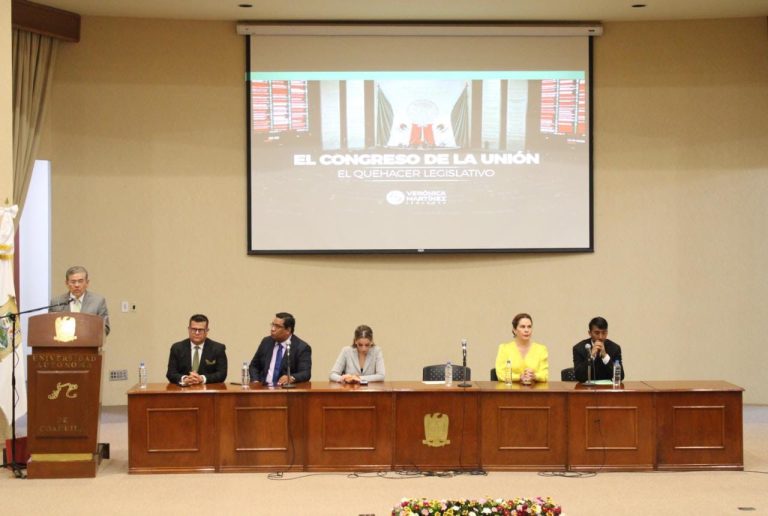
[495, 312, 549, 384]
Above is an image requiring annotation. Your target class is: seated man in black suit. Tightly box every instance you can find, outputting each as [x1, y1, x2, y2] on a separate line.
[572, 316, 625, 382]
[248, 312, 312, 386]
[166, 314, 228, 386]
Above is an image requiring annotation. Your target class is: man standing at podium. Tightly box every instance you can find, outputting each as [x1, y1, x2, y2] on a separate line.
[573, 316, 625, 382]
[166, 314, 228, 386]
[49, 265, 110, 336]
[249, 312, 312, 386]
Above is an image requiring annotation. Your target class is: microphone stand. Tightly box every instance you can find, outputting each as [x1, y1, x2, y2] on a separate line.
[458, 338, 471, 388]
[281, 341, 294, 389]
[1, 301, 68, 478]
[585, 344, 595, 386]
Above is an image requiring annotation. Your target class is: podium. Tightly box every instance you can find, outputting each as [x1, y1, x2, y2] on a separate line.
[26, 312, 105, 478]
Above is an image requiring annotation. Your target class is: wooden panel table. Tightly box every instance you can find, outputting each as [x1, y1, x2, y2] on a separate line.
[393, 382, 480, 471]
[477, 382, 569, 471]
[567, 381, 656, 471]
[128, 383, 219, 473]
[302, 382, 393, 471]
[127, 380, 743, 473]
[648, 380, 743, 471]
[217, 386, 307, 472]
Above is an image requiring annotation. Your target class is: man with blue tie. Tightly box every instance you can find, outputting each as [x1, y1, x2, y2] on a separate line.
[248, 312, 312, 386]
[166, 314, 228, 386]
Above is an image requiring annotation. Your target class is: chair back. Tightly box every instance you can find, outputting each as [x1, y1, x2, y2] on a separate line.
[561, 367, 577, 381]
[422, 364, 471, 382]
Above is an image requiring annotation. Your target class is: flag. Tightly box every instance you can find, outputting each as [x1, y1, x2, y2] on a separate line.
[0, 205, 26, 438]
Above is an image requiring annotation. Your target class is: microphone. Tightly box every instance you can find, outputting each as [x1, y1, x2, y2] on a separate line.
[585, 343, 593, 384]
[458, 338, 471, 388]
[282, 341, 294, 389]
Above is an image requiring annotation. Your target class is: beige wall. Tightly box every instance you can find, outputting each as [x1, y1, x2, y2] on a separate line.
[38, 16, 768, 405]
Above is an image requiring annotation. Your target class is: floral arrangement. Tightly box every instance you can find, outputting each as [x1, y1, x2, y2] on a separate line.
[392, 497, 562, 516]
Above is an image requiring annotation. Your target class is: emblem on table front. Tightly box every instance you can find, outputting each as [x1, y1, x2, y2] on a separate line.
[422, 412, 450, 447]
[54, 316, 78, 342]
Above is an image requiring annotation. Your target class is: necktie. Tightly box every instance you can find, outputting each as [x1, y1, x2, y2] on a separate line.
[272, 344, 284, 384]
[71, 298, 81, 313]
[192, 346, 200, 372]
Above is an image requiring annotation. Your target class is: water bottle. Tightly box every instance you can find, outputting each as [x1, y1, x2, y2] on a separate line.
[139, 361, 148, 388]
[444, 361, 453, 386]
[504, 360, 513, 386]
[241, 361, 250, 387]
[612, 360, 622, 388]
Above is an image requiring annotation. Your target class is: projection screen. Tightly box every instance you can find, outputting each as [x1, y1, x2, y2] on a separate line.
[246, 28, 594, 254]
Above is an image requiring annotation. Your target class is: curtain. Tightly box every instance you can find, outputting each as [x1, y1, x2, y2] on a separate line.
[11, 29, 58, 218]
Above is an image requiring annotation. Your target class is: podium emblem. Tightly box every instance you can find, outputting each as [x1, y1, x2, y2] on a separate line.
[422, 412, 451, 447]
[48, 382, 79, 399]
[54, 316, 78, 343]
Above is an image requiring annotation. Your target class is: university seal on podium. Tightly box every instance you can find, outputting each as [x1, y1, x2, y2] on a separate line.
[422, 412, 450, 447]
[54, 316, 78, 343]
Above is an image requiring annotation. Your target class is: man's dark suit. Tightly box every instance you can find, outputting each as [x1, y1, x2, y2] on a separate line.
[248, 334, 312, 384]
[166, 338, 228, 384]
[573, 338, 624, 382]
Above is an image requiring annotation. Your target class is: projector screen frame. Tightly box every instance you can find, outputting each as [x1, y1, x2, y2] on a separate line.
[244, 28, 596, 255]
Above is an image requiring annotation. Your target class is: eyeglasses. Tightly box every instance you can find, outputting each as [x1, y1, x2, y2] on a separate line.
[188, 327, 208, 334]
[270, 323, 286, 329]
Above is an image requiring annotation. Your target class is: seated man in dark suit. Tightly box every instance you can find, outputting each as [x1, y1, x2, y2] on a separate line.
[248, 312, 311, 386]
[166, 314, 228, 386]
[573, 316, 625, 382]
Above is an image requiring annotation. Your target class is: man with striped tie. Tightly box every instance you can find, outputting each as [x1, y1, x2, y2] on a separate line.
[49, 265, 110, 335]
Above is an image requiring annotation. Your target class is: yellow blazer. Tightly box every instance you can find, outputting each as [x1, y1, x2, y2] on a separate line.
[495, 341, 549, 383]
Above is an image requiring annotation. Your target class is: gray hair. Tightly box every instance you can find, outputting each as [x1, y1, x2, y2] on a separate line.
[65, 265, 89, 280]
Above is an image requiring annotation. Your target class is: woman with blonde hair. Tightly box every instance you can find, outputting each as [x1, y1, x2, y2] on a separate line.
[330, 324, 386, 383]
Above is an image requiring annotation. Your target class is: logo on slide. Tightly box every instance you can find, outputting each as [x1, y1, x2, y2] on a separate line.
[386, 190, 406, 205]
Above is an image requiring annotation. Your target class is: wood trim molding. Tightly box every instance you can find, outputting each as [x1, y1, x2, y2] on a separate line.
[12, 0, 80, 42]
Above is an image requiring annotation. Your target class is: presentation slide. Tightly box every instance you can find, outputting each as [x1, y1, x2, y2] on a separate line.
[247, 36, 592, 253]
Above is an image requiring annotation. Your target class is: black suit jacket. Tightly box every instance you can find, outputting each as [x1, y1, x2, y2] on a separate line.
[573, 338, 624, 382]
[166, 338, 228, 384]
[248, 334, 312, 384]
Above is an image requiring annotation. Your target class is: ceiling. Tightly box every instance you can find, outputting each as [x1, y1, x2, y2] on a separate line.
[35, 0, 768, 23]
